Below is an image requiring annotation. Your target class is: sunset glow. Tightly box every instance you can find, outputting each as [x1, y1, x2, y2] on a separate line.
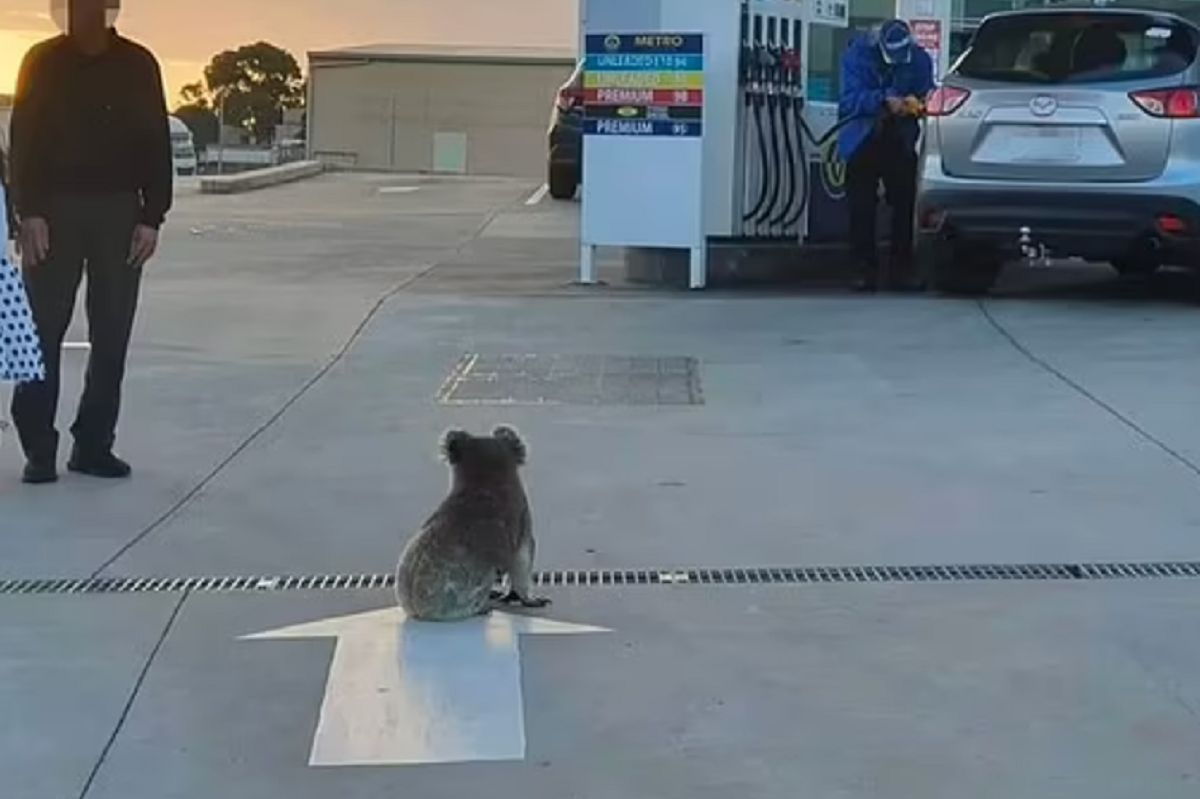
[1, 0, 576, 106]
[1, 27, 51, 95]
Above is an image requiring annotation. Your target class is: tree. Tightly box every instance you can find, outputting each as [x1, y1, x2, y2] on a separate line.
[174, 103, 219, 153]
[179, 81, 210, 109]
[174, 82, 219, 153]
[202, 42, 304, 144]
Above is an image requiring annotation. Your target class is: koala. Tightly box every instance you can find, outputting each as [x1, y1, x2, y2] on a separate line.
[395, 426, 550, 622]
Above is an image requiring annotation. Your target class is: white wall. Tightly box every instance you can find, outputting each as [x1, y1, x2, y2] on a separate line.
[309, 58, 574, 177]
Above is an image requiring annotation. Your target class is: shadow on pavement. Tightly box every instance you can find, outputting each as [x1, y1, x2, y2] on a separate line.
[990, 262, 1200, 307]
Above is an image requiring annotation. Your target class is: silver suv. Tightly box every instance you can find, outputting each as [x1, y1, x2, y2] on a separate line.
[918, 7, 1200, 294]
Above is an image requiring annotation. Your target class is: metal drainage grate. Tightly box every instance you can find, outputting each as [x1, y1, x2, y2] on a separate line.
[3, 562, 1200, 595]
[0, 574, 395, 596]
[532, 562, 1200, 586]
[436, 354, 704, 406]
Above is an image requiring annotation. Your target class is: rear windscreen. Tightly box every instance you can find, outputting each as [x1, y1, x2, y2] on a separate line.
[957, 13, 1198, 84]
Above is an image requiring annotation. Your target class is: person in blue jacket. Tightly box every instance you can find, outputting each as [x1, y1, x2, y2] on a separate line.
[838, 19, 934, 291]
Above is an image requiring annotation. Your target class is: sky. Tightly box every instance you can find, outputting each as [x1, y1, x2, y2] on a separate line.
[0, 0, 577, 106]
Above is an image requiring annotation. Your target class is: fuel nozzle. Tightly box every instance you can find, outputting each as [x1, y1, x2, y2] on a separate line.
[741, 42, 759, 99]
[763, 44, 781, 80]
[758, 44, 780, 104]
[903, 96, 927, 118]
[780, 48, 801, 103]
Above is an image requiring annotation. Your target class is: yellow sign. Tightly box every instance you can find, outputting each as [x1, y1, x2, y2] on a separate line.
[584, 71, 705, 90]
[820, 138, 846, 200]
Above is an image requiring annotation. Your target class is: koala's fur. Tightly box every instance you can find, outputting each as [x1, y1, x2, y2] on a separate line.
[395, 426, 549, 621]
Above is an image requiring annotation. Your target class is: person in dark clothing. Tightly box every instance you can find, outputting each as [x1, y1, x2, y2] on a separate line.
[837, 19, 934, 292]
[9, 0, 172, 484]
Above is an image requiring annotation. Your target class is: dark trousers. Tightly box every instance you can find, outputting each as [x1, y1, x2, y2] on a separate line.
[13, 194, 142, 459]
[846, 127, 918, 285]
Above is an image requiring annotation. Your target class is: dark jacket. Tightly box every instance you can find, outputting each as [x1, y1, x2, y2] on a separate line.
[10, 29, 173, 229]
[837, 33, 935, 162]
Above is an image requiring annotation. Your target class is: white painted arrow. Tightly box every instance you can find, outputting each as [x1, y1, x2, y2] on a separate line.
[242, 607, 607, 767]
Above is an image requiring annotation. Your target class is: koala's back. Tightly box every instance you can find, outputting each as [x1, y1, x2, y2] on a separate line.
[396, 532, 494, 621]
[396, 492, 527, 621]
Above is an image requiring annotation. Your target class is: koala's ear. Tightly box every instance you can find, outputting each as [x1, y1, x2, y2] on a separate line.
[492, 425, 527, 465]
[440, 429, 472, 464]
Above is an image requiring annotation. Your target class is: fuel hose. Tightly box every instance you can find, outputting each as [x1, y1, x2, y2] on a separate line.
[753, 90, 785, 234]
[781, 109, 924, 232]
[768, 94, 799, 231]
[742, 91, 772, 229]
[779, 102, 814, 232]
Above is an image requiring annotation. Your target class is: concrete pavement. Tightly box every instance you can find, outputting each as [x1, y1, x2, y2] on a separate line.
[2, 173, 1200, 798]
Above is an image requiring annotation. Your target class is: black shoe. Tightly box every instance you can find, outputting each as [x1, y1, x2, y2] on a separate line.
[22, 457, 59, 485]
[853, 278, 878, 293]
[68, 449, 132, 479]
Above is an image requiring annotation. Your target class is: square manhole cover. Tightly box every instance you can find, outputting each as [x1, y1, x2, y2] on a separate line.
[437, 354, 703, 406]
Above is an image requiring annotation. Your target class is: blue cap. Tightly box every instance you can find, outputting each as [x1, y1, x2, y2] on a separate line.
[879, 19, 913, 65]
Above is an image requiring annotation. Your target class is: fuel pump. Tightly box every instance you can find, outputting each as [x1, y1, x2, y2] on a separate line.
[756, 19, 798, 239]
[579, 0, 936, 287]
[756, 20, 784, 238]
[740, 14, 771, 237]
[769, 21, 804, 237]
[739, 5, 803, 240]
[743, 0, 925, 247]
[735, 0, 867, 243]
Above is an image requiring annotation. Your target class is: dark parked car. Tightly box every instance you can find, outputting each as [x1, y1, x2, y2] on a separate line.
[547, 61, 584, 199]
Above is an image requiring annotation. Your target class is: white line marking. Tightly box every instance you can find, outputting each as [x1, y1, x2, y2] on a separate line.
[244, 607, 607, 767]
[524, 184, 549, 206]
[378, 186, 420, 195]
[63, 342, 91, 351]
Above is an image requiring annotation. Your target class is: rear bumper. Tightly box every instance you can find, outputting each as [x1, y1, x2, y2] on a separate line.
[918, 187, 1200, 262]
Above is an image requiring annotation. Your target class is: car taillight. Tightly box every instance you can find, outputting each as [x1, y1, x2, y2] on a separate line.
[556, 87, 583, 111]
[1130, 88, 1200, 118]
[1157, 214, 1188, 235]
[925, 86, 970, 117]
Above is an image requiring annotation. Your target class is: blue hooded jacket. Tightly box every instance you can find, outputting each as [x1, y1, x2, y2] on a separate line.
[837, 31, 935, 162]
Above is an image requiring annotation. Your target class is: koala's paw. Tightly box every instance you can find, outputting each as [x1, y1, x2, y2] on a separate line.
[490, 591, 551, 609]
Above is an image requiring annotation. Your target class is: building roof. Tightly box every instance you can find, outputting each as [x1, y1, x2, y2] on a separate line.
[309, 42, 577, 66]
